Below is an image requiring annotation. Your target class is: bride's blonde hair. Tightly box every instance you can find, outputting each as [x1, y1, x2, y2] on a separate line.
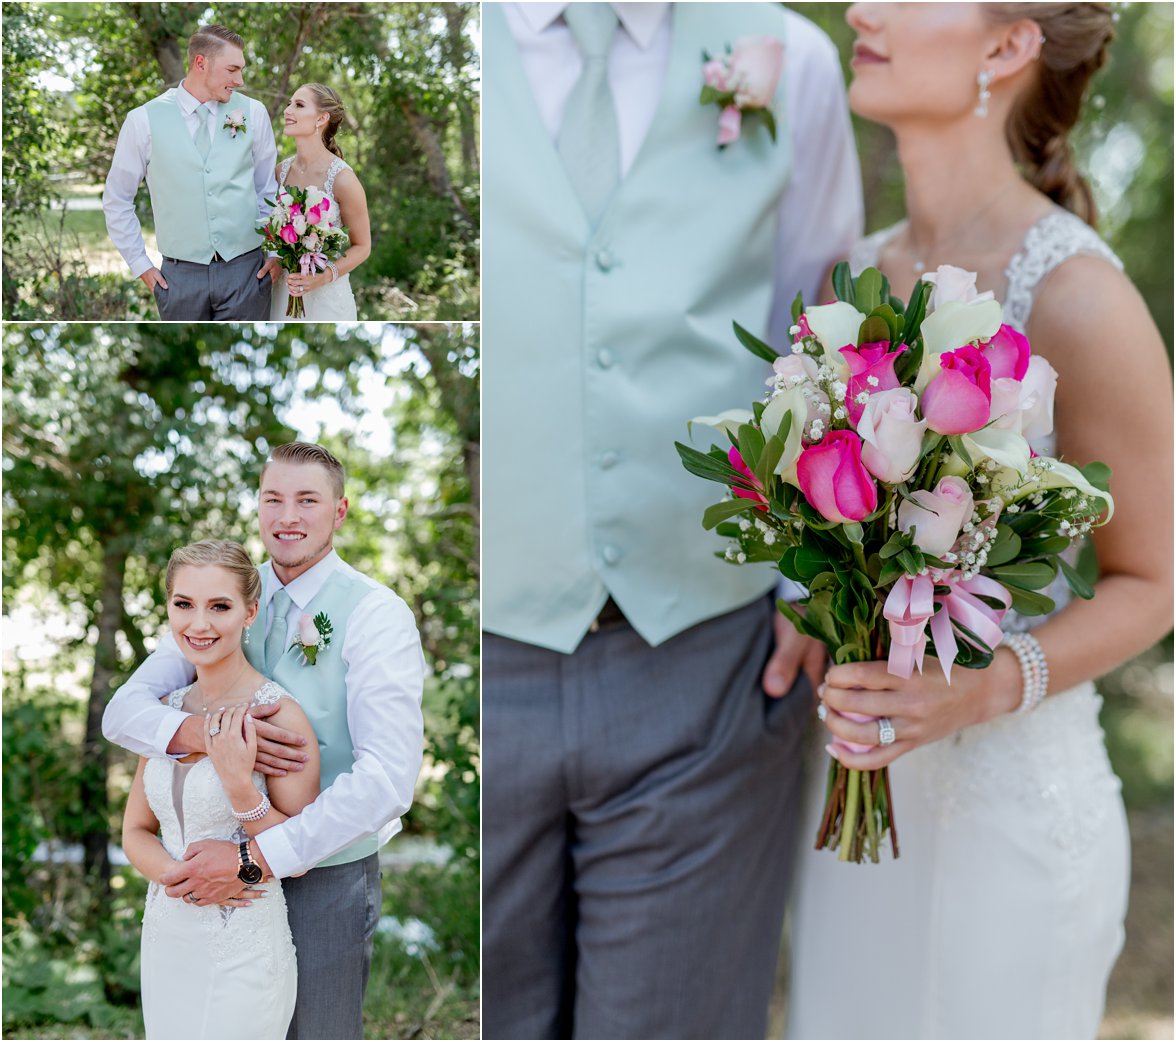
[165, 540, 261, 604]
[303, 83, 347, 161]
[984, 3, 1115, 228]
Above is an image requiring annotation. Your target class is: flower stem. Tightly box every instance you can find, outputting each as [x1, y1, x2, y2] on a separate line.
[838, 769, 860, 861]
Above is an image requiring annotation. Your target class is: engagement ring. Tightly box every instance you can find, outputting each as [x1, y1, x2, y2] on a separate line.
[185, 892, 198, 904]
[878, 717, 896, 746]
[816, 703, 827, 722]
[209, 724, 221, 736]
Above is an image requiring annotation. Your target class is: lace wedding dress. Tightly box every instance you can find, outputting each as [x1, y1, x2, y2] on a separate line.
[140, 682, 297, 1040]
[270, 156, 358, 321]
[786, 209, 1131, 1040]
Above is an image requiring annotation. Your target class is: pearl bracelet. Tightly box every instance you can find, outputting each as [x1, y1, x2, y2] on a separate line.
[1004, 632, 1050, 712]
[326, 261, 339, 283]
[233, 793, 272, 822]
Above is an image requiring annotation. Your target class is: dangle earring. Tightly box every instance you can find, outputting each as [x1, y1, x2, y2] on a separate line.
[974, 69, 993, 118]
[243, 627, 251, 645]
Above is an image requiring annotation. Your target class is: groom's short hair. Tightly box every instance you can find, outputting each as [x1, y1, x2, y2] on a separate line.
[187, 25, 244, 66]
[263, 442, 346, 500]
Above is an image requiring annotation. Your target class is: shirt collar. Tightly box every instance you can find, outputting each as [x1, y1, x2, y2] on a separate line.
[516, 2, 669, 50]
[264, 549, 341, 612]
[176, 81, 215, 116]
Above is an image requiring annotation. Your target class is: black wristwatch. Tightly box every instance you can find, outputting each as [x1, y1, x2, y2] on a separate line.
[237, 840, 264, 885]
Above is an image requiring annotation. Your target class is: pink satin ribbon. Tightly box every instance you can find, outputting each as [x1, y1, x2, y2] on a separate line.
[299, 252, 328, 276]
[884, 571, 1010, 683]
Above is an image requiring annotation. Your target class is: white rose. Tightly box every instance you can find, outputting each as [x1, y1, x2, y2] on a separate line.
[304, 187, 326, 210]
[921, 264, 995, 311]
[292, 214, 308, 235]
[857, 388, 928, 483]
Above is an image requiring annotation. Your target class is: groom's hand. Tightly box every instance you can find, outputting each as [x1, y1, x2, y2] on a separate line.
[762, 611, 826, 699]
[247, 700, 311, 776]
[257, 257, 281, 282]
[139, 267, 168, 291]
[161, 839, 252, 905]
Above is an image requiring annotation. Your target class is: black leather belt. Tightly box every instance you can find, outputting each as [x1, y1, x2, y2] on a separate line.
[164, 252, 228, 264]
[588, 597, 627, 633]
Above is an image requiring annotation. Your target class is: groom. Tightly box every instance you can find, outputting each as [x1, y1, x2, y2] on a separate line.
[102, 23, 280, 320]
[482, 3, 861, 1039]
[103, 442, 425, 1039]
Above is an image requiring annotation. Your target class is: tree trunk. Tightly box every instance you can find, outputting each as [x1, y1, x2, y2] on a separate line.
[82, 538, 127, 919]
[127, 2, 200, 87]
[445, 4, 479, 175]
[399, 99, 473, 229]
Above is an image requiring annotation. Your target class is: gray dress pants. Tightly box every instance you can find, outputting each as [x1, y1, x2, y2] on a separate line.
[153, 246, 272, 320]
[283, 853, 381, 1040]
[483, 594, 811, 1040]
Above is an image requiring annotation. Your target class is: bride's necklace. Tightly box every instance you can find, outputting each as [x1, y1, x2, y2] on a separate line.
[193, 662, 252, 715]
[905, 185, 1010, 274]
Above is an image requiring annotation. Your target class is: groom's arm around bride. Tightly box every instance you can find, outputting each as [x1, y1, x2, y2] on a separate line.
[101, 23, 281, 321]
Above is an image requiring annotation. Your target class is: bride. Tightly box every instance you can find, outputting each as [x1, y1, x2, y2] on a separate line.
[784, 4, 1172, 1039]
[122, 540, 321, 1039]
[270, 83, 371, 321]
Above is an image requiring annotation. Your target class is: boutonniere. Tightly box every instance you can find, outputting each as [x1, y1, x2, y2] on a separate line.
[223, 108, 247, 138]
[290, 611, 333, 665]
[699, 37, 784, 148]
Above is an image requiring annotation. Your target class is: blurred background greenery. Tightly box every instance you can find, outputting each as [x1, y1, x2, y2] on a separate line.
[2, 2, 480, 322]
[2, 323, 479, 1039]
[776, 4, 1173, 1038]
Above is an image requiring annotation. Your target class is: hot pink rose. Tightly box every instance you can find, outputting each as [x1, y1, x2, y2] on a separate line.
[717, 106, 742, 146]
[839, 341, 907, 425]
[897, 476, 974, 558]
[702, 57, 730, 91]
[290, 203, 302, 215]
[279, 224, 298, 245]
[796, 430, 878, 523]
[729, 36, 785, 108]
[306, 205, 323, 226]
[981, 324, 1030, 380]
[298, 613, 319, 646]
[728, 446, 768, 511]
[920, 345, 992, 435]
[857, 388, 928, 483]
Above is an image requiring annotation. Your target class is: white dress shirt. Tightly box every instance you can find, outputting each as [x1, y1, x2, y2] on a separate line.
[102, 550, 426, 879]
[101, 82, 278, 278]
[504, 2, 864, 345]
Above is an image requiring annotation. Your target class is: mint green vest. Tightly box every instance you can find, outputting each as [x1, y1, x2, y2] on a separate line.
[245, 569, 374, 868]
[482, 3, 793, 653]
[144, 90, 263, 263]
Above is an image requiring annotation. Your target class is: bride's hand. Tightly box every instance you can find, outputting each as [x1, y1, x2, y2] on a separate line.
[818, 652, 1022, 769]
[286, 271, 328, 297]
[205, 704, 258, 791]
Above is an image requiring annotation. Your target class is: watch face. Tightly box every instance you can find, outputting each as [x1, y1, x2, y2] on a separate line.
[238, 863, 263, 885]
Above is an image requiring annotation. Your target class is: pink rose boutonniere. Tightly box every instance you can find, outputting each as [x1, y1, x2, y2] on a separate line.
[223, 108, 247, 138]
[290, 611, 333, 665]
[700, 36, 784, 148]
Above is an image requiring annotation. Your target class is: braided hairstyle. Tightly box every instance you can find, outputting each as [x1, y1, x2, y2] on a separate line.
[303, 83, 346, 160]
[985, 3, 1115, 227]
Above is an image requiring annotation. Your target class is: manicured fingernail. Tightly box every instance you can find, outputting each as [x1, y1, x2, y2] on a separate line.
[824, 743, 843, 763]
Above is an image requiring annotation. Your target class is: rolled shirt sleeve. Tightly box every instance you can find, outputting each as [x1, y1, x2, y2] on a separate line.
[256, 589, 426, 878]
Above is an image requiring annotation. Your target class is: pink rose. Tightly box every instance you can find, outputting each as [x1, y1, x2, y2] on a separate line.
[1018, 356, 1058, 442]
[702, 57, 730, 91]
[920, 345, 992, 435]
[792, 313, 813, 345]
[298, 613, 319, 646]
[717, 105, 742, 146]
[728, 446, 768, 511]
[796, 429, 878, 523]
[988, 377, 1024, 428]
[729, 36, 784, 109]
[306, 205, 323, 226]
[981, 324, 1030, 381]
[897, 476, 974, 558]
[290, 203, 302, 215]
[279, 224, 298, 245]
[857, 388, 929, 483]
[839, 341, 907, 425]
[303, 231, 321, 251]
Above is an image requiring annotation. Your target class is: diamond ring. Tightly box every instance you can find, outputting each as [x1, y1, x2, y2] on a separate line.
[878, 717, 896, 746]
[816, 702, 828, 722]
[209, 723, 221, 737]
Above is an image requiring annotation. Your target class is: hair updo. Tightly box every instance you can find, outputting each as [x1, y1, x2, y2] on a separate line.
[303, 83, 346, 160]
[984, 3, 1115, 227]
[165, 540, 261, 605]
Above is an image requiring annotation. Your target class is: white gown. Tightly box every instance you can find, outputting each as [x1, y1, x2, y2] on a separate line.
[786, 210, 1132, 1040]
[270, 155, 358, 321]
[140, 682, 297, 1040]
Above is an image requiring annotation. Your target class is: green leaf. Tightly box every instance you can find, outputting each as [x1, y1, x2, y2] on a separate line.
[1021, 534, 1071, 556]
[893, 338, 923, 385]
[1080, 460, 1112, 492]
[879, 530, 910, 559]
[857, 315, 891, 346]
[760, 107, 778, 143]
[780, 546, 832, 582]
[1058, 556, 1095, 599]
[989, 561, 1057, 590]
[755, 434, 785, 488]
[791, 290, 804, 324]
[901, 278, 931, 344]
[702, 499, 758, 530]
[832, 261, 855, 307]
[1005, 585, 1057, 616]
[674, 441, 739, 486]
[984, 525, 1022, 567]
[732, 321, 779, 363]
[855, 267, 882, 313]
[736, 423, 764, 470]
[897, 548, 922, 574]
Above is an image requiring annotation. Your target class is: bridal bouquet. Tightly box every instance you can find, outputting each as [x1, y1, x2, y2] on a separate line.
[676, 263, 1113, 863]
[258, 185, 349, 318]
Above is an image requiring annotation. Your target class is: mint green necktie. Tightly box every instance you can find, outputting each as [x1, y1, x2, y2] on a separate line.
[264, 588, 292, 672]
[195, 103, 213, 159]
[557, 4, 621, 227]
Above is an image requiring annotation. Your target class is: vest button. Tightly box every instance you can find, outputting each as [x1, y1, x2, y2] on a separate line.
[597, 349, 614, 369]
[595, 249, 615, 272]
[602, 545, 621, 566]
[600, 451, 620, 470]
